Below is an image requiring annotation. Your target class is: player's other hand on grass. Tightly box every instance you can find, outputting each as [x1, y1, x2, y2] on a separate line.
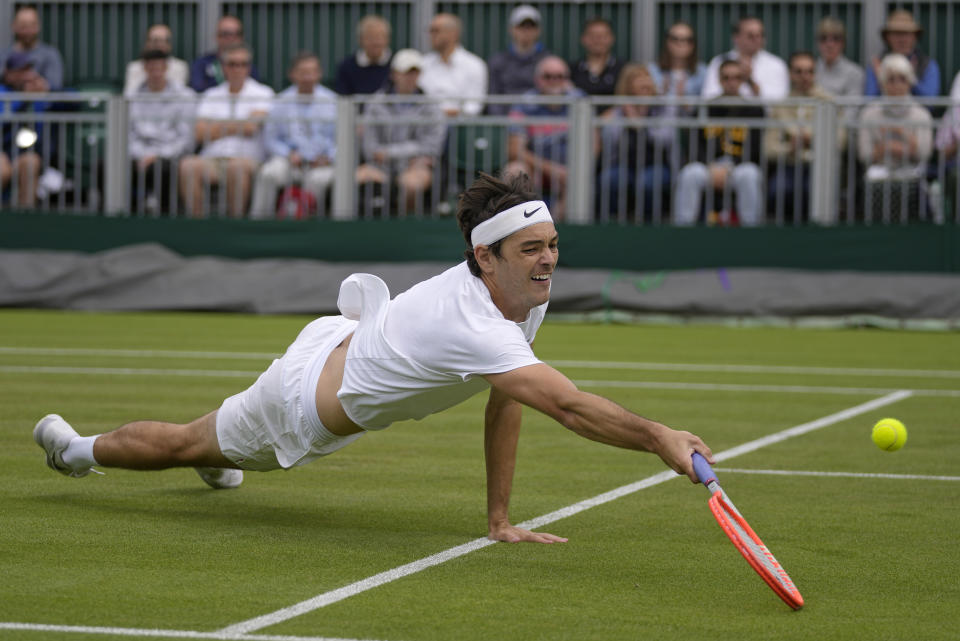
[489, 522, 568, 544]
[656, 427, 715, 484]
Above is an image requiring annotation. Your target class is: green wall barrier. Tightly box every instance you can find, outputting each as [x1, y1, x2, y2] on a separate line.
[1, 212, 957, 273]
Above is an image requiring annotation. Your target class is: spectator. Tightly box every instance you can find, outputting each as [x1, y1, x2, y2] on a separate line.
[188, 16, 260, 93]
[596, 64, 674, 221]
[0, 6, 63, 90]
[503, 56, 585, 219]
[0, 53, 55, 209]
[647, 21, 707, 102]
[865, 10, 939, 98]
[568, 18, 626, 97]
[764, 52, 846, 220]
[674, 60, 765, 226]
[127, 49, 195, 215]
[356, 49, 446, 213]
[858, 54, 933, 216]
[335, 15, 392, 95]
[250, 52, 338, 219]
[935, 98, 959, 216]
[124, 24, 189, 97]
[814, 17, 864, 99]
[701, 16, 788, 100]
[179, 43, 274, 218]
[419, 13, 488, 117]
[486, 4, 550, 115]
[950, 69, 960, 102]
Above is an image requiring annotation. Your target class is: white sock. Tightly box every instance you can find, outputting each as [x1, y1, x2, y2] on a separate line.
[62, 435, 101, 468]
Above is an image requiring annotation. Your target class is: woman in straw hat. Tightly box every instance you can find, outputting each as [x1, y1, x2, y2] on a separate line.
[864, 9, 940, 97]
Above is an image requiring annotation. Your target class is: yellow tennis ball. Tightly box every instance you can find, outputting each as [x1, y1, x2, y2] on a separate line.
[872, 418, 907, 452]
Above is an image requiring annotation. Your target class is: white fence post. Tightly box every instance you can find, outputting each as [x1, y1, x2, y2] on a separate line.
[810, 99, 839, 225]
[104, 95, 128, 215]
[332, 95, 356, 220]
[566, 98, 593, 224]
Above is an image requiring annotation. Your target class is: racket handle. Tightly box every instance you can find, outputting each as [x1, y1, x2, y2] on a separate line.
[691, 452, 717, 487]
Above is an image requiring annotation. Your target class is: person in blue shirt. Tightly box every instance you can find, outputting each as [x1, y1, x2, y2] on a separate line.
[1, 53, 55, 209]
[0, 6, 64, 91]
[486, 5, 551, 115]
[334, 15, 392, 95]
[250, 52, 338, 218]
[188, 15, 261, 93]
[864, 10, 940, 98]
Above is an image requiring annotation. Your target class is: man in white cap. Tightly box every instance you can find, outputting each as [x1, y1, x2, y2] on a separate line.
[486, 4, 551, 115]
[33, 172, 715, 544]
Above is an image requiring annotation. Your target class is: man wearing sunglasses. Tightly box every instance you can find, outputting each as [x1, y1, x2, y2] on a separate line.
[814, 17, 864, 99]
[189, 15, 261, 93]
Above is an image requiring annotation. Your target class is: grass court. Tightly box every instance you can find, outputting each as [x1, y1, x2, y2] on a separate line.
[1, 309, 958, 641]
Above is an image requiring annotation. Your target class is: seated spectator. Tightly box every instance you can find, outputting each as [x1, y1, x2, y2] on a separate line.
[950, 69, 960, 102]
[701, 16, 788, 100]
[355, 49, 446, 214]
[647, 21, 707, 105]
[674, 60, 765, 226]
[0, 53, 55, 209]
[858, 54, 933, 218]
[935, 99, 960, 216]
[503, 56, 585, 220]
[124, 24, 189, 97]
[596, 64, 674, 221]
[865, 10, 939, 98]
[189, 16, 261, 93]
[179, 43, 274, 218]
[250, 52, 337, 219]
[127, 49, 195, 215]
[0, 6, 63, 90]
[486, 4, 550, 115]
[335, 15, 392, 95]
[764, 52, 846, 221]
[420, 13, 487, 116]
[568, 18, 626, 97]
[814, 17, 864, 98]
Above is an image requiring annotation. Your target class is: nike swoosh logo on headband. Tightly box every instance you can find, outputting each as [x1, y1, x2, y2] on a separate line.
[523, 206, 542, 218]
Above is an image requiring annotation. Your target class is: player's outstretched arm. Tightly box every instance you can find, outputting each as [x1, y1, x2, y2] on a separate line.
[485, 364, 715, 483]
[484, 385, 568, 544]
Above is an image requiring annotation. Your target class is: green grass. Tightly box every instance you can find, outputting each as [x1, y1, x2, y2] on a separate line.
[1, 309, 959, 641]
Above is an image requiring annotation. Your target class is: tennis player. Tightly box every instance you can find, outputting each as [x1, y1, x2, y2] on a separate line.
[34, 172, 715, 544]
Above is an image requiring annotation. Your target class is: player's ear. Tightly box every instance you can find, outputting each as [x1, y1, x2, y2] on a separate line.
[474, 244, 496, 274]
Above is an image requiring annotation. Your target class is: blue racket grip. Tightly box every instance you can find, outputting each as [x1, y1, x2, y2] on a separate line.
[691, 452, 717, 487]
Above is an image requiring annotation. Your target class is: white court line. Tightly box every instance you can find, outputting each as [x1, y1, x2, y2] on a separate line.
[3, 346, 960, 378]
[217, 390, 911, 636]
[715, 468, 960, 482]
[1, 364, 957, 397]
[0, 622, 389, 641]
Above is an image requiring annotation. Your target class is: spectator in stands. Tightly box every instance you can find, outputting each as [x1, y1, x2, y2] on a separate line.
[865, 10, 940, 98]
[419, 13, 487, 117]
[764, 51, 845, 220]
[179, 43, 274, 218]
[935, 95, 960, 216]
[647, 21, 707, 103]
[127, 49, 195, 215]
[858, 54, 933, 216]
[0, 6, 63, 90]
[950, 69, 960, 102]
[674, 60, 765, 226]
[701, 16, 788, 100]
[503, 56, 584, 220]
[356, 49, 446, 213]
[568, 18, 625, 97]
[250, 52, 337, 219]
[0, 52, 55, 209]
[814, 17, 864, 98]
[335, 15, 393, 95]
[189, 16, 260, 93]
[124, 24, 189, 97]
[487, 4, 550, 115]
[596, 63, 674, 221]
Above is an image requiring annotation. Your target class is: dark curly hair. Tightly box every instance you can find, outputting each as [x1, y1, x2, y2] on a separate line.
[456, 172, 539, 277]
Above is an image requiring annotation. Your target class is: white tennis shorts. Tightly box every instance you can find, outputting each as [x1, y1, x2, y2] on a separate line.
[216, 316, 363, 471]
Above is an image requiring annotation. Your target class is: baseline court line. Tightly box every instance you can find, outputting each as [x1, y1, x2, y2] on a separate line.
[1, 364, 957, 397]
[0, 622, 390, 641]
[715, 468, 960, 482]
[4, 346, 960, 378]
[218, 390, 911, 635]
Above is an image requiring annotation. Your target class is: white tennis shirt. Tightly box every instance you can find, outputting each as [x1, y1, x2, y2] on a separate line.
[337, 262, 547, 430]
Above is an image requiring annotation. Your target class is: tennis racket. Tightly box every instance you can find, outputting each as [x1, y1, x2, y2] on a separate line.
[691, 453, 804, 610]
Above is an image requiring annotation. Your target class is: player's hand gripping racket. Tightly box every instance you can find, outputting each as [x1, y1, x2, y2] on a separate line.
[692, 453, 804, 609]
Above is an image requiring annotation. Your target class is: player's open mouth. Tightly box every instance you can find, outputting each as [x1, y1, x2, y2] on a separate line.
[531, 274, 551, 281]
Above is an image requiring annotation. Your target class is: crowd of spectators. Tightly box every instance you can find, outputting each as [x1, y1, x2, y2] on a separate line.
[1, 3, 959, 222]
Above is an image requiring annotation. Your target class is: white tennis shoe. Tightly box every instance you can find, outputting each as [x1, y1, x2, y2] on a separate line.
[194, 467, 243, 489]
[33, 414, 96, 478]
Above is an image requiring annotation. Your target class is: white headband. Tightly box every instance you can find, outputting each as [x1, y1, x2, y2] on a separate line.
[470, 200, 554, 248]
